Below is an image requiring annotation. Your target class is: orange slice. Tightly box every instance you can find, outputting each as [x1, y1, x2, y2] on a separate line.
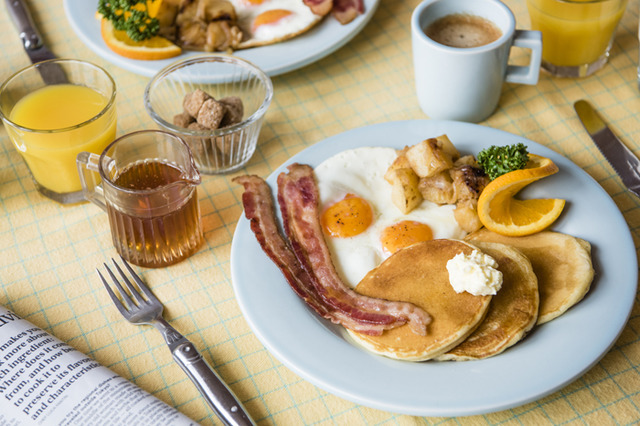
[100, 18, 181, 61]
[477, 154, 566, 237]
[145, 0, 164, 18]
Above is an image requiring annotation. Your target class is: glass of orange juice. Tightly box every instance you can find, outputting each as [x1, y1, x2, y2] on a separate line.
[0, 59, 117, 204]
[526, 0, 628, 77]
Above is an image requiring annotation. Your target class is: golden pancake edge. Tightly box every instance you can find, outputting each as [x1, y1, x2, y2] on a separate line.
[346, 239, 492, 362]
[466, 229, 594, 324]
[437, 241, 539, 361]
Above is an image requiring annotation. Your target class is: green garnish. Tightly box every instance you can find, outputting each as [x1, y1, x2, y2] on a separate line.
[98, 0, 160, 42]
[477, 143, 529, 180]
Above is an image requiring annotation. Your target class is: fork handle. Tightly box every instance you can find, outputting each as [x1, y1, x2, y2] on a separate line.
[171, 340, 256, 426]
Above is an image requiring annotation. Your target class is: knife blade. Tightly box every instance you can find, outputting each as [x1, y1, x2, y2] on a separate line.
[6, 0, 68, 84]
[574, 99, 640, 198]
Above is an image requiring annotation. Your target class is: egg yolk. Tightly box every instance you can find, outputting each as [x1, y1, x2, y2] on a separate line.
[252, 9, 294, 31]
[380, 220, 433, 255]
[321, 194, 374, 238]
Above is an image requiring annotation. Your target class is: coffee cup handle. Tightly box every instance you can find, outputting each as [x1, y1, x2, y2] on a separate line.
[76, 151, 107, 211]
[505, 30, 542, 85]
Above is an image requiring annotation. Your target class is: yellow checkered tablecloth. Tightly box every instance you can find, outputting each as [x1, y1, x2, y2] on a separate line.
[1, 0, 639, 424]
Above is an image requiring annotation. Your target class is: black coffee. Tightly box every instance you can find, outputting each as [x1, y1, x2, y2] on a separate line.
[425, 13, 502, 48]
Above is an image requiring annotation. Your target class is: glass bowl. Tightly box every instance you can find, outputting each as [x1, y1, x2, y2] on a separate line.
[144, 54, 273, 174]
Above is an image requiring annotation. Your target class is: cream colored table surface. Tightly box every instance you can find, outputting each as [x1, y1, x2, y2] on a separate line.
[1, 1, 640, 424]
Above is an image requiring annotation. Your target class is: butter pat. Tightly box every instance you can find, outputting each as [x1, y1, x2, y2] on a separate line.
[446, 249, 503, 296]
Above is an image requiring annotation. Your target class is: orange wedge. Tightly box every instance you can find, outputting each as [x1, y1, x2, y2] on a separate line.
[477, 154, 566, 237]
[100, 18, 181, 61]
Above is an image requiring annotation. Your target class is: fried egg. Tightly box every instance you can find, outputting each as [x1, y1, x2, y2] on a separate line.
[232, 0, 325, 48]
[315, 147, 467, 288]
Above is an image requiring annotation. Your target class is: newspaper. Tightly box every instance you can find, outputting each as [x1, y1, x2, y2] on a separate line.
[0, 306, 197, 425]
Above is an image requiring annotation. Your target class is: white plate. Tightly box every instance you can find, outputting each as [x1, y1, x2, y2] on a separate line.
[63, 0, 380, 77]
[230, 120, 637, 416]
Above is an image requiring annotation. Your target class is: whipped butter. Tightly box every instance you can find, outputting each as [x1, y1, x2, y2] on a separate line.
[446, 249, 503, 296]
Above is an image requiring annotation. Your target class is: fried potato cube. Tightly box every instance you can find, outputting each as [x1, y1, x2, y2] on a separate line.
[450, 165, 490, 202]
[385, 147, 412, 175]
[453, 154, 479, 168]
[385, 167, 423, 214]
[406, 135, 460, 178]
[418, 171, 457, 205]
[454, 198, 483, 233]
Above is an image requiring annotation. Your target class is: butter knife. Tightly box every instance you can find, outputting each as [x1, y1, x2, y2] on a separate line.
[574, 100, 640, 198]
[6, 0, 68, 84]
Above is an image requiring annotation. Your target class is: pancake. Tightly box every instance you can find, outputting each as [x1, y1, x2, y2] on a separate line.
[437, 241, 539, 361]
[346, 239, 493, 361]
[466, 229, 594, 324]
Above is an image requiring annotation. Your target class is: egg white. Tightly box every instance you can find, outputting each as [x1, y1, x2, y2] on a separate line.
[231, 0, 322, 46]
[315, 147, 467, 288]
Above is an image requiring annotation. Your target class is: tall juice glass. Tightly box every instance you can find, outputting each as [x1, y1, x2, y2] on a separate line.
[0, 59, 117, 204]
[526, 0, 628, 77]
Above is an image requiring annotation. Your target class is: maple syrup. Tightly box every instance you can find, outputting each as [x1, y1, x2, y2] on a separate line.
[106, 159, 202, 268]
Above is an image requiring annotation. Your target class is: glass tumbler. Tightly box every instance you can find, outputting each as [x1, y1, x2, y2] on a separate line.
[526, 0, 628, 77]
[0, 59, 117, 204]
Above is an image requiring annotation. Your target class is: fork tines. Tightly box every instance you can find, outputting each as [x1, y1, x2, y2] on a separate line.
[97, 257, 156, 312]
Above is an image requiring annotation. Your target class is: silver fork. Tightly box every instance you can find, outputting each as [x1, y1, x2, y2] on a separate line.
[98, 257, 255, 426]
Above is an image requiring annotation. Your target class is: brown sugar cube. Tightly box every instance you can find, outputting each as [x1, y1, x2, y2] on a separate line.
[173, 111, 195, 128]
[186, 122, 210, 158]
[219, 96, 244, 128]
[196, 98, 225, 129]
[215, 133, 236, 155]
[187, 122, 208, 131]
[183, 89, 212, 117]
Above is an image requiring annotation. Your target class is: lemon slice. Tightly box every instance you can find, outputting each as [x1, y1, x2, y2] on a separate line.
[100, 18, 181, 61]
[477, 154, 566, 237]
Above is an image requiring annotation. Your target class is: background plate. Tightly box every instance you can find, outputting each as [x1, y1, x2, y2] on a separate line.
[63, 0, 380, 77]
[230, 120, 637, 416]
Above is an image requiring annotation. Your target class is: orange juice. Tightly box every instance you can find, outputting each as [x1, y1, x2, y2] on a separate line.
[8, 84, 116, 194]
[527, 0, 627, 67]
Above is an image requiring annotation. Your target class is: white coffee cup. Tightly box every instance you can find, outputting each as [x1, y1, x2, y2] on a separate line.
[411, 0, 542, 122]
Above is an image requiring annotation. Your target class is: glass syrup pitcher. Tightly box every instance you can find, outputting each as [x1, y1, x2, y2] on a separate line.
[77, 130, 203, 268]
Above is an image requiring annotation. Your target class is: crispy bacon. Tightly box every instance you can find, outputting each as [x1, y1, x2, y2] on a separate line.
[333, 0, 364, 25]
[234, 175, 328, 315]
[234, 168, 431, 336]
[276, 164, 430, 336]
[234, 175, 413, 335]
[303, 0, 333, 16]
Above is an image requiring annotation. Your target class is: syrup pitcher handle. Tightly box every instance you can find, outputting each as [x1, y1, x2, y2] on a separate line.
[77, 151, 107, 211]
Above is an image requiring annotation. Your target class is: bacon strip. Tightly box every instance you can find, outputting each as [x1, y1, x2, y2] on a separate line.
[234, 175, 327, 315]
[332, 0, 364, 24]
[234, 175, 408, 335]
[303, 0, 333, 16]
[276, 164, 430, 336]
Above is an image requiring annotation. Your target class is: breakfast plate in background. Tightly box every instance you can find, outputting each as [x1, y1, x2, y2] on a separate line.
[63, 0, 380, 77]
[230, 120, 637, 416]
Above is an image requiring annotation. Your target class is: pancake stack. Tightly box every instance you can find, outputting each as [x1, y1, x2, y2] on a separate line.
[437, 241, 538, 361]
[347, 230, 594, 362]
[347, 239, 493, 361]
